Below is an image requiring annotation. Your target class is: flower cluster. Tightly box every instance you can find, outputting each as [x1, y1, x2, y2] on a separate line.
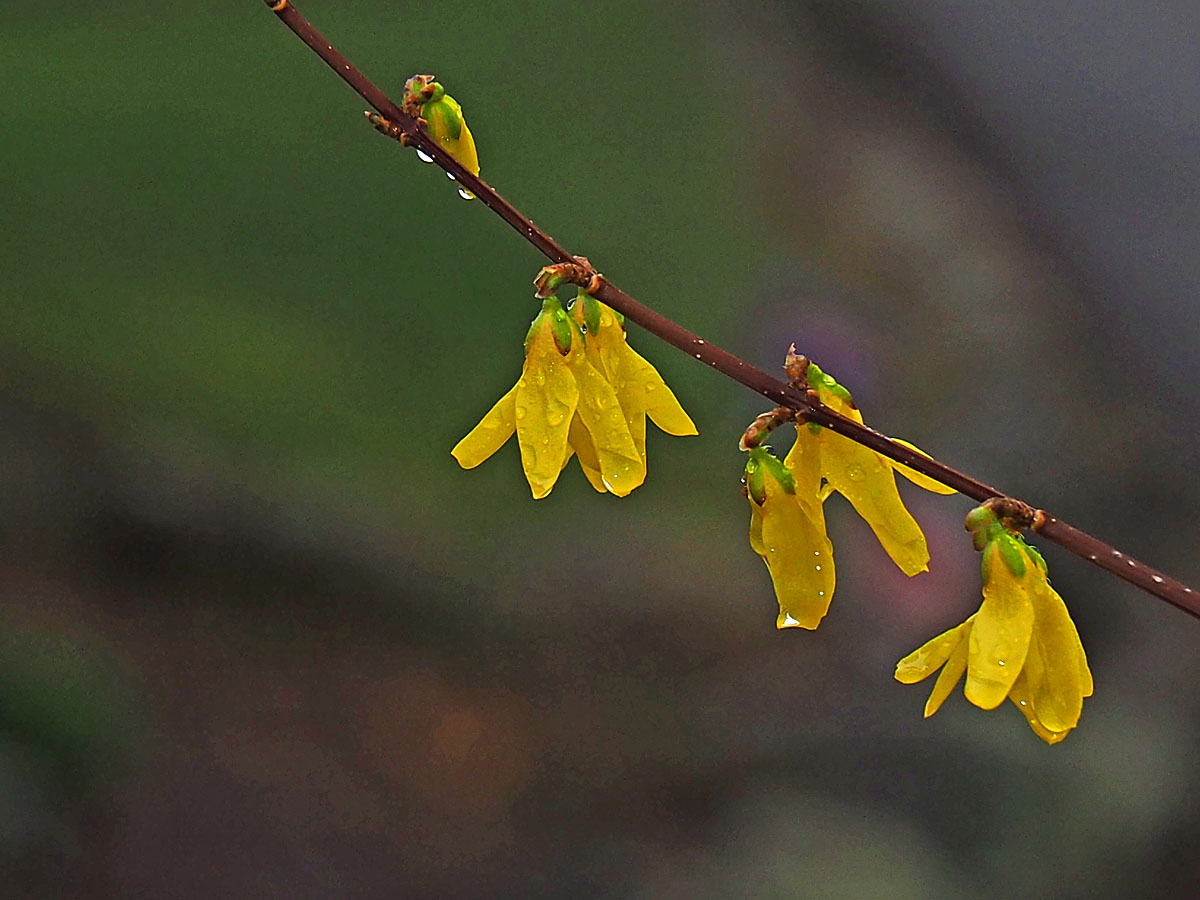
[895, 504, 1092, 743]
[745, 363, 953, 629]
[452, 294, 695, 498]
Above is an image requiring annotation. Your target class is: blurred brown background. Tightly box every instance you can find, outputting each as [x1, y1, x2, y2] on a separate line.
[4, 1, 1200, 897]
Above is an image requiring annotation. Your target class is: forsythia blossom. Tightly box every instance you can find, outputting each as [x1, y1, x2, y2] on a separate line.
[745, 446, 835, 629]
[452, 295, 695, 498]
[894, 505, 1093, 743]
[789, 363, 955, 576]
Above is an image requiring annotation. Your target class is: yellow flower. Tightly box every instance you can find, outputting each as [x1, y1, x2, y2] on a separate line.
[792, 363, 955, 576]
[745, 447, 835, 629]
[452, 297, 645, 498]
[571, 294, 697, 464]
[895, 513, 1093, 743]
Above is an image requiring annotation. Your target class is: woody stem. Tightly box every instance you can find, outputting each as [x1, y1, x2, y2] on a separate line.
[263, 0, 1200, 621]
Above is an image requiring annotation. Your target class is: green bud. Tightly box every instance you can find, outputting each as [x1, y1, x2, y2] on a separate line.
[965, 505, 998, 533]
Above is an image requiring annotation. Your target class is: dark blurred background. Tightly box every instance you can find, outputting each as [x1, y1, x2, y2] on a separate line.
[4, 1, 1200, 897]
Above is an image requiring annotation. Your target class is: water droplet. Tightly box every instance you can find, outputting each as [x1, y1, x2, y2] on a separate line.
[813, 551, 820, 557]
[1127, 559, 1136, 567]
[534, 373, 546, 386]
[997, 660, 1006, 666]
[446, 171, 456, 181]
[696, 339, 705, 345]
[1019, 699, 1028, 707]
[458, 187, 474, 200]
[815, 565, 822, 571]
[1152, 575, 1164, 584]
[515, 405, 527, 419]
[547, 407, 567, 426]
[416, 149, 434, 163]
[782, 614, 800, 627]
[694, 353, 702, 359]
[768, 547, 776, 553]
[1113, 551, 1123, 558]
[818, 591, 825, 597]
[645, 384, 657, 393]
[846, 465, 864, 481]
[541, 437, 549, 446]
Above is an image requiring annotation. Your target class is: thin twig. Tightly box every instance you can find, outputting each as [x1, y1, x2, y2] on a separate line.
[262, 0, 1200, 620]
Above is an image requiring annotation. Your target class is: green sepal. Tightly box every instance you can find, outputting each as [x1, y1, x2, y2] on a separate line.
[806, 422, 823, 435]
[980, 543, 993, 583]
[806, 362, 853, 404]
[581, 293, 602, 335]
[747, 446, 794, 497]
[745, 453, 767, 505]
[994, 534, 1028, 578]
[523, 296, 573, 355]
[1024, 542, 1047, 573]
[544, 297, 572, 355]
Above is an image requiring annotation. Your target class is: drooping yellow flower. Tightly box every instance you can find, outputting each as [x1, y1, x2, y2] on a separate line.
[895, 507, 1092, 743]
[793, 363, 955, 576]
[745, 446, 835, 629]
[571, 294, 697, 464]
[451, 297, 645, 498]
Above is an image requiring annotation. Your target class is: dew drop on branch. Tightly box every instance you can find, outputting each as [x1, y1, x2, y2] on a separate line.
[458, 188, 473, 200]
[416, 149, 434, 163]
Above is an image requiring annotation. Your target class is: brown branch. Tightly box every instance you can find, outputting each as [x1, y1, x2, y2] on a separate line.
[262, 0, 1200, 621]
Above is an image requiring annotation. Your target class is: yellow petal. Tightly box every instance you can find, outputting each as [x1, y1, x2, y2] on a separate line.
[567, 341, 645, 497]
[594, 305, 697, 439]
[756, 474, 835, 630]
[1008, 670, 1071, 744]
[567, 414, 608, 493]
[965, 544, 1035, 710]
[895, 616, 973, 684]
[925, 628, 971, 717]
[514, 325, 578, 499]
[748, 497, 766, 557]
[782, 426, 823, 501]
[451, 384, 516, 469]
[819, 428, 931, 576]
[889, 438, 957, 495]
[1024, 581, 1087, 733]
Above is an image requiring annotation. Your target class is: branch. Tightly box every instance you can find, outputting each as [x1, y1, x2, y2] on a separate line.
[262, 0, 1200, 620]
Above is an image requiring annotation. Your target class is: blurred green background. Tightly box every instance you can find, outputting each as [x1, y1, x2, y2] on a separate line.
[4, 1, 1200, 897]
